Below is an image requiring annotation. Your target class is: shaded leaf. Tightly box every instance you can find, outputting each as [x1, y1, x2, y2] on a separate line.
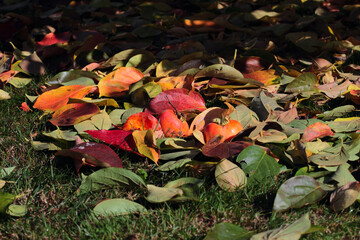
[0, 192, 15, 214]
[285, 72, 317, 96]
[205, 223, 253, 240]
[56, 142, 122, 173]
[156, 158, 192, 171]
[273, 176, 327, 212]
[330, 181, 360, 212]
[93, 198, 146, 217]
[19, 52, 46, 75]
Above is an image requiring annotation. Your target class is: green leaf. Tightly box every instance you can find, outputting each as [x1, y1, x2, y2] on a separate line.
[125, 53, 156, 72]
[164, 177, 204, 188]
[6, 204, 27, 217]
[328, 163, 356, 187]
[317, 105, 356, 121]
[286, 31, 321, 53]
[273, 176, 327, 212]
[159, 149, 200, 160]
[251, 91, 282, 121]
[42, 129, 78, 141]
[93, 198, 147, 217]
[237, 146, 280, 185]
[344, 135, 360, 161]
[0, 167, 16, 178]
[205, 223, 253, 240]
[48, 70, 100, 85]
[0, 89, 11, 100]
[195, 64, 262, 85]
[145, 184, 183, 203]
[309, 142, 349, 166]
[78, 168, 146, 195]
[8, 76, 32, 88]
[156, 158, 192, 171]
[215, 159, 247, 192]
[102, 49, 155, 68]
[109, 109, 126, 126]
[327, 119, 360, 133]
[285, 72, 317, 96]
[0, 192, 16, 214]
[250, 213, 312, 240]
[31, 141, 62, 151]
[230, 104, 260, 129]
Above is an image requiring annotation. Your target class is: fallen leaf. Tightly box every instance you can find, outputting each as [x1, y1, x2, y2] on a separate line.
[302, 122, 334, 142]
[49, 103, 100, 126]
[33, 85, 96, 112]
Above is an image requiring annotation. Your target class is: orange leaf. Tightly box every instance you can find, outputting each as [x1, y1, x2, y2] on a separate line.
[302, 122, 334, 142]
[348, 89, 360, 105]
[123, 112, 161, 132]
[98, 67, 144, 97]
[132, 130, 160, 164]
[243, 69, 278, 86]
[184, 19, 218, 27]
[49, 103, 100, 126]
[33, 85, 96, 112]
[0, 70, 17, 83]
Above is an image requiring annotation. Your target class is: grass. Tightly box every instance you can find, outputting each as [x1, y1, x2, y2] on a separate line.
[1, 82, 360, 239]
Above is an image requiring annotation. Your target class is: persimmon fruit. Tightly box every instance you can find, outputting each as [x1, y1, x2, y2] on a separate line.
[159, 109, 189, 138]
[203, 120, 243, 143]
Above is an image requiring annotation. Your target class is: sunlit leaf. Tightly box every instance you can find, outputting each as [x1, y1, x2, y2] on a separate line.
[37, 32, 71, 46]
[237, 145, 280, 185]
[49, 103, 100, 126]
[147, 88, 206, 114]
[98, 67, 144, 97]
[302, 122, 334, 142]
[132, 130, 160, 164]
[33, 85, 96, 112]
[250, 213, 312, 240]
[215, 159, 247, 192]
[93, 198, 147, 217]
[273, 176, 327, 212]
[78, 167, 146, 194]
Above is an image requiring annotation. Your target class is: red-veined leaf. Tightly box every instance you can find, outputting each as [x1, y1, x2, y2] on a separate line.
[302, 122, 334, 142]
[147, 88, 206, 115]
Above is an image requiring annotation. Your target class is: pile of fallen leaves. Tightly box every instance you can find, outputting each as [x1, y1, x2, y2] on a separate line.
[1, 0, 360, 238]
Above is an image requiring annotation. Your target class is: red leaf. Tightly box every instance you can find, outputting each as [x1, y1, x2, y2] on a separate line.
[147, 88, 206, 115]
[85, 129, 138, 153]
[55, 142, 122, 173]
[49, 103, 100, 126]
[302, 122, 334, 142]
[202, 138, 253, 159]
[37, 32, 72, 46]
